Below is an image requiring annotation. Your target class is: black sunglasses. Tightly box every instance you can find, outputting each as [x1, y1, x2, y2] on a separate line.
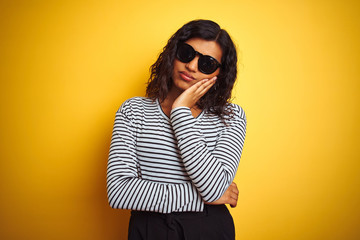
[176, 43, 221, 75]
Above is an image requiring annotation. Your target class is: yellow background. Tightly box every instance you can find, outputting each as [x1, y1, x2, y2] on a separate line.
[1, 0, 359, 239]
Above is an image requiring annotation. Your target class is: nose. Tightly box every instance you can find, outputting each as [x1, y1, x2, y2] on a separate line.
[185, 56, 199, 72]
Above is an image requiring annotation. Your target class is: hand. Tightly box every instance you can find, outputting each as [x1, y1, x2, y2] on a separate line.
[172, 76, 217, 109]
[205, 182, 239, 208]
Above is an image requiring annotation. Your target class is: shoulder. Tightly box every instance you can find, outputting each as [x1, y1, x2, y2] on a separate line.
[116, 97, 157, 121]
[117, 97, 153, 113]
[224, 103, 246, 122]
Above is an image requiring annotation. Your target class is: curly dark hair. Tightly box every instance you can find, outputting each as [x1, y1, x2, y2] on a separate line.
[146, 19, 238, 119]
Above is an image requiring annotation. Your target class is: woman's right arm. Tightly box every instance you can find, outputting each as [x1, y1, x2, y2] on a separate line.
[106, 106, 197, 214]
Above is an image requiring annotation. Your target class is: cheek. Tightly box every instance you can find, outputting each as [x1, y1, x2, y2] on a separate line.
[173, 59, 182, 69]
[172, 60, 181, 75]
[199, 69, 220, 80]
[213, 69, 221, 78]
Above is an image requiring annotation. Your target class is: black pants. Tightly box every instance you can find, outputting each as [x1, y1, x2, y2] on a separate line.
[128, 204, 235, 240]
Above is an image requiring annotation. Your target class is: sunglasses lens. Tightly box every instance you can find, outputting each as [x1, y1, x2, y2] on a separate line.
[177, 44, 195, 63]
[198, 57, 219, 74]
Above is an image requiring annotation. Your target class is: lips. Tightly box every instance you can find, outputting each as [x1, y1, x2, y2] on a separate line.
[179, 71, 195, 81]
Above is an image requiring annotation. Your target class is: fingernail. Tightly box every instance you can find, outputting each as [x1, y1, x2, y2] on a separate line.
[213, 76, 217, 81]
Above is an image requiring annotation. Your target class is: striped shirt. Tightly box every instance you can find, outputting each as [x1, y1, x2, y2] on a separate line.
[107, 97, 246, 213]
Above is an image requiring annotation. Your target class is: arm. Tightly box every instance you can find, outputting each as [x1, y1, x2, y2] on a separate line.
[170, 105, 246, 203]
[106, 103, 197, 213]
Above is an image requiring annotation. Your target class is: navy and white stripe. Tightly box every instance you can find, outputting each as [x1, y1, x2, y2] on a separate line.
[107, 97, 246, 213]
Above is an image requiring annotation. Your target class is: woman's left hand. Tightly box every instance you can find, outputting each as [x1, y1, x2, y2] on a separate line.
[205, 182, 239, 208]
[172, 76, 217, 109]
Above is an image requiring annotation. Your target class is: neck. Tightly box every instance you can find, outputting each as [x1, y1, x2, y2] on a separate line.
[162, 86, 183, 108]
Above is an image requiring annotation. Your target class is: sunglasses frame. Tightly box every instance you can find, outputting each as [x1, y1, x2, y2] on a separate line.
[176, 42, 222, 75]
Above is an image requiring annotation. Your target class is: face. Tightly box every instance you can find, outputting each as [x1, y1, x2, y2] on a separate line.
[171, 38, 223, 92]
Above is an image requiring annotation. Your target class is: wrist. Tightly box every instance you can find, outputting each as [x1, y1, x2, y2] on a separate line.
[172, 102, 190, 109]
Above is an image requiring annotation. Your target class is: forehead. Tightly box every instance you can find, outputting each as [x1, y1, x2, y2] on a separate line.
[185, 38, 223, 63]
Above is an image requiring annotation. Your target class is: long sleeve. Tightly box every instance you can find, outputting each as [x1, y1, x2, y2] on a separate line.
[106, 103, 197, 213]
[170, 105, 246, 203]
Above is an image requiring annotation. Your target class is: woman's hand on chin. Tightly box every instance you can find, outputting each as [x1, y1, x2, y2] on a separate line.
[172, 76, 217, 109]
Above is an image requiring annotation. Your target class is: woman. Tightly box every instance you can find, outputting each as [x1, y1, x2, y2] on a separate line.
[107, 19, 247, 240]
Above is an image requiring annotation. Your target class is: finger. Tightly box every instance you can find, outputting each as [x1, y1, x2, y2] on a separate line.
[228, 183, 238, 191]
[228, 188, 238, 199]
[231, 186, 239, 195]
[233, 190, 239, 196]
[199, 78, 216, 92]
[230, 182, 239, 194]
[230, 193, 238, 206]
[194, 78, 213, 90]
[186, 78, 210, 93]
[197, 77, 214, 86]
[231, 192, 238, 201]
[196, 78, 216, 96]
[190, 76, 216, 93]
[200, 76, 217, 88]
[229, 197, 237, 208]
[188, 81, 215, 104]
